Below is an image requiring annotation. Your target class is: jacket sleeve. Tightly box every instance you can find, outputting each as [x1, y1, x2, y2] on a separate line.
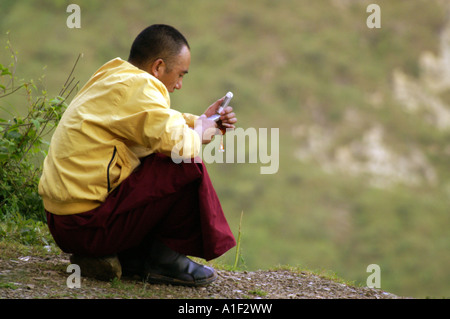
[182, 113, 199, 128]
[107, 75, 201, 159]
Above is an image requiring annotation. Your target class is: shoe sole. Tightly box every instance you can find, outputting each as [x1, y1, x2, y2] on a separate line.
[145, 271, 218, 287]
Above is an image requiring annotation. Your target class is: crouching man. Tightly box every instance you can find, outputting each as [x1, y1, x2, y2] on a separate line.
[39, 24, 237, 286]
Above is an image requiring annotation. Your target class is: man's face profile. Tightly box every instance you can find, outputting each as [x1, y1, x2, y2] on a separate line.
[151, 45, 191, 93]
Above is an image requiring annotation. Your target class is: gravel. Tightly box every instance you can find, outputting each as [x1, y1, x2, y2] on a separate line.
[0, 253, 406, 299]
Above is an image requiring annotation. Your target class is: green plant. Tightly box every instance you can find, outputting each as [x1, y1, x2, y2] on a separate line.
[248, 289, 267, 297]
[0, 214, 55, 248]
[0, 37, 80, 221]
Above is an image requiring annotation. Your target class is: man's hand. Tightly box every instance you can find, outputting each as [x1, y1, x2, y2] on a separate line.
[204, 97, 237, 131]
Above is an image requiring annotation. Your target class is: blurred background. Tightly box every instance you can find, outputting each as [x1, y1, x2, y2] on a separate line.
[1, 0, 450, 298]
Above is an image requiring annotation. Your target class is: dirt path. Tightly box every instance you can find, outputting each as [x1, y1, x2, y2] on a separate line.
[0, 253, 405, 299]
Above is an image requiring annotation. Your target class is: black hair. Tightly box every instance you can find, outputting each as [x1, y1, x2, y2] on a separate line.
[128, 24, 190, 70]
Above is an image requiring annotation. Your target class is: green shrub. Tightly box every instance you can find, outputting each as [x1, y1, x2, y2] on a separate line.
[0, 38, 79, 221]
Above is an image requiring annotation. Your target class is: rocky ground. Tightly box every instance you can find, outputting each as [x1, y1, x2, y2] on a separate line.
[0, 253, 405, 299]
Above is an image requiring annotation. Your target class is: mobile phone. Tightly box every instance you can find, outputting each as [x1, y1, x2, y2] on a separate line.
[208, 91, 233, 122]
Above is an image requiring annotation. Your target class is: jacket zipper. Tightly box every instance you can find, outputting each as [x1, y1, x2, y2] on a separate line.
[107, 146, 117, 192]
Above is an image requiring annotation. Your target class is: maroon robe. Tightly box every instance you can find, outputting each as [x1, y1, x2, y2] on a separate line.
[46, 153, 236, 261]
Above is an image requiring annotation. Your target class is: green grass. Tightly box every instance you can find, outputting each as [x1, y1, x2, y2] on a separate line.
[0, 215, 55, 251]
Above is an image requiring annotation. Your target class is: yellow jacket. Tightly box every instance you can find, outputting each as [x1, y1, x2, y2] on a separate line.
[38, 58, 200, 215]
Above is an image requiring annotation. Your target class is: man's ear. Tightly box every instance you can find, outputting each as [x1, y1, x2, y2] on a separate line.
[150, 58, 165, 78]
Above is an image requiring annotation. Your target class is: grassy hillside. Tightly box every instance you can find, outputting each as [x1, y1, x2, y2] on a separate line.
[1, 0, 450, 298]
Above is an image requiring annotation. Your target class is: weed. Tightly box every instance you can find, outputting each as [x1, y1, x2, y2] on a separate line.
[0, 282, 18, 290]
[232, 210, 244, 270]
[0, 37, 80, 222]
[248, 289, 267, 297]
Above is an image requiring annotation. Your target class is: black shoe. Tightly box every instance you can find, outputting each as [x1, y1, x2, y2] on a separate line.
[144, 240, 217, 287]
[118, 248, 146, 278]
[118, 254, 145, 278]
